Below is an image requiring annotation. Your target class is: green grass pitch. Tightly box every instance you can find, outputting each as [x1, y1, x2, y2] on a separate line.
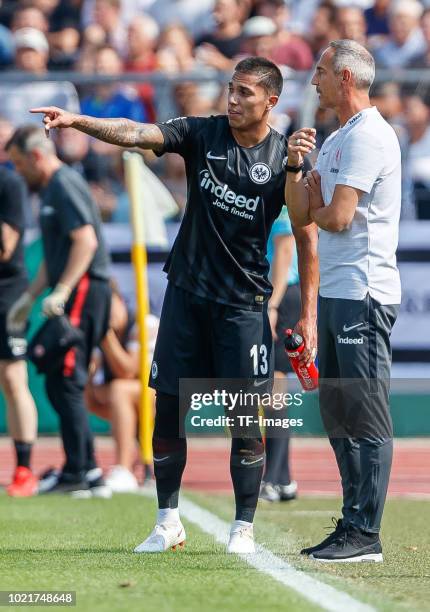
[0, 491, 429, 612]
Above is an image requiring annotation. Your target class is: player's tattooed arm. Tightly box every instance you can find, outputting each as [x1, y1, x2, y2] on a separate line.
[30, 107, 165, 152]
[76, 117, 165, 151]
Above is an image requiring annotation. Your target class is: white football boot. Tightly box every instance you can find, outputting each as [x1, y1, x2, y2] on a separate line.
[227, 521, 255, 554]
[105, 465, 139, 493]
[134, 522, 186, 553]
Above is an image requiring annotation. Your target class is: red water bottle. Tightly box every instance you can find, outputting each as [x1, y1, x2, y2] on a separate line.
[284, 328, 319, 391]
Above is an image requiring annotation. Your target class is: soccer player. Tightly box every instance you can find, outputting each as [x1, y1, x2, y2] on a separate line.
[286, 40, 401, 562]
[0, 165, 38, 496]
[6, 126, 112, 497]
[31, 56, 319, 553]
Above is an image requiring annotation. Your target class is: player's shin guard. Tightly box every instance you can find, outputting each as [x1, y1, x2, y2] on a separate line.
[230, 437, 265, 523]
[153, 392, 187, 509]
[153, 438, 187, 508]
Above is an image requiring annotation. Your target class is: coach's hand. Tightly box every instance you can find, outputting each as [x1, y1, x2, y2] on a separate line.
[294, 317, 317, 367]
[287, 128, 316, 166]
[7, 291, 34, 334]
[42, 283, 71, 318]
[304, 170, 324, 211]
[30, 106, 77, 135]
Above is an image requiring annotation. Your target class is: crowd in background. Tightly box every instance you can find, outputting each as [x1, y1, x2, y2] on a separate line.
[0, 0, 430, 220]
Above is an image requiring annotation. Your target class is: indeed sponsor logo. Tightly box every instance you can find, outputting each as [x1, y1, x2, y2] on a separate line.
[337, 335, 364, 345]
[200, 170, 260, 212]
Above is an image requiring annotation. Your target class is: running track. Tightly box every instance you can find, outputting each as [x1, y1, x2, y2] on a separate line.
[1, 438, 429, 498]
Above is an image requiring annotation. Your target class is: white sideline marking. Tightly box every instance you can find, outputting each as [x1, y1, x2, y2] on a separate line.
[138, 487, 374, 612]
[179, 497, 375, 612]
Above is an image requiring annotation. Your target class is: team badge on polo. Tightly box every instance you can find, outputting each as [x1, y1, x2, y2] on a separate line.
[249, 163, 271, 184]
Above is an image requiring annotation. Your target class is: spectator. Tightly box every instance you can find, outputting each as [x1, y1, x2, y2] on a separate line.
[47, 1, 82, 71]
[371, 83, 412, 219]
[365, 0, 390, 38]
[409, 8, 430, 67]
[236, 13, 312, 117]
[0, 23, 13, 67]
[125, 14, 158, 72]
[82, 0, 127, 57]
[370, 82, 406, 136]
[81, 0, 152, 33]
[49, 0, 82, 33]
[0, 28, 80, 126]
[10, 6, 49, 33]
[81, 45, 147, 123]
[0, 117, 14, 168]
[27, 0, 60, 19]
[239, 16, 278, 63]
[373, 0, 426, 68]
[173, 81, 216, 116]
[79, 45, 146, 221]
[157, 24, 196, 73]
[147, 0, 214, 39]
[256, 0, 314, 71]
[403, 94, 430, 219]
[124, 14, 159, 122]
[195, 0, 244, 72]
[336, 6, 367, 46]
[306, 1, 339, 60]
[287, 0, 320, 36]
[48, 26, 81, 70]
[85, 285, 158, 492]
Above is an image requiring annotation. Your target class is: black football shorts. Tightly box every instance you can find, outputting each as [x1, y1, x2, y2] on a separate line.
[149, 283, 274, 395]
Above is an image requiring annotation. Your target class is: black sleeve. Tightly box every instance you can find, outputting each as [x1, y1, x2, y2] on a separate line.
[55, 175, 94, 235]
[0, 169, 26, 233]
[154, 116, 208, 157]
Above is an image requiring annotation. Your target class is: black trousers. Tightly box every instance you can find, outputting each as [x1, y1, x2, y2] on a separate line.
[45, 276, 111, 477]
[318, 294, 398, 533]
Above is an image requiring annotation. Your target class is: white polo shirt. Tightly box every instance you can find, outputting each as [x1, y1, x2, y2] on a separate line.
[315, 106, 402, 305]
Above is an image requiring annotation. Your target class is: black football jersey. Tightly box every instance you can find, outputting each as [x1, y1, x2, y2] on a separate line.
[0, 167, 28, 310]
[155, 115, 288, 311]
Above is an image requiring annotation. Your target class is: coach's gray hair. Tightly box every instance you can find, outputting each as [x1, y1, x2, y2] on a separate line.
[5, 125, 56, 155]
[329, 39, 375, 90]
[24, 129, 56, 155]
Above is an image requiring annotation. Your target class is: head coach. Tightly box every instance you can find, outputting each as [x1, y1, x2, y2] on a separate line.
[6, 126, 112, 496]
[286, 40, 401, 562]
[30, 56, 319, 554]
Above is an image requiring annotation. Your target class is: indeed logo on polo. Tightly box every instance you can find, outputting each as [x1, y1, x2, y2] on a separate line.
[199, 170, 260, 211]
[337, 335, 364, 345]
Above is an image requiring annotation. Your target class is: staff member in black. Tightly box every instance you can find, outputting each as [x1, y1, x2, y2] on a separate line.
[0, 165, 38, 497]
[6, 126, 112, 496]
[31, 56, 319, 553]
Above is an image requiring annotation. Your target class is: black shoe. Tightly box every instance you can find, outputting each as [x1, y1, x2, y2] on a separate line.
[300, 517, 345, 555]
[278, 481, 298, 502]
[85, 468, 112, 499]
[39, 470, 88, 494]
[310, 526, 383, 563]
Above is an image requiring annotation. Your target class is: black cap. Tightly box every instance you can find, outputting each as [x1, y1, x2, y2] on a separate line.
[284, 328, 303, 351]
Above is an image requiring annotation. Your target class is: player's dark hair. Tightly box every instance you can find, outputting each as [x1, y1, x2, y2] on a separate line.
[234, 56, 283, 97]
